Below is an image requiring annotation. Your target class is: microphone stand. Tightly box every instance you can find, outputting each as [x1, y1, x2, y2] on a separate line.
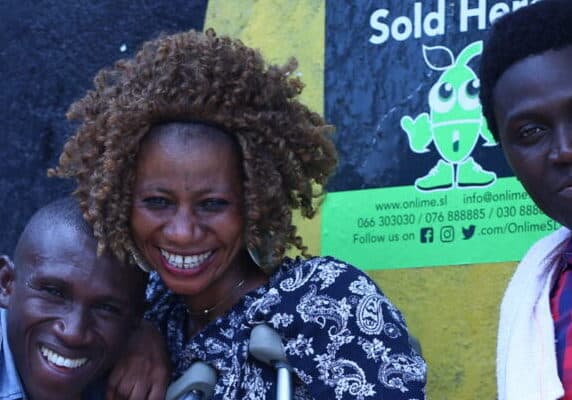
[165, 361, 217, 400]
[249, 324, 293, 400]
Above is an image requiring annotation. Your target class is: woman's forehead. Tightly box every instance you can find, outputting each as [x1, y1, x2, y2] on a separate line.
[144, 122, 235, 146]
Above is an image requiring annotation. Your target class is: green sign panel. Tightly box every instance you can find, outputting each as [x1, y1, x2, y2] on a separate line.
[324, 1, 552, 269]
[322, 177, 559, 270]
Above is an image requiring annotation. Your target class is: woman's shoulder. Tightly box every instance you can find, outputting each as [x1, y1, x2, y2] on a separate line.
[258, 256, 426, 397]
[277, 255, 369, 278]
[272, 256, 381, 296]
[266, 256, 406, 326]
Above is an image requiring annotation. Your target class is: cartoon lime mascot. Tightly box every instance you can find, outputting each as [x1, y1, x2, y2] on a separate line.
[401, 41, 497, 192]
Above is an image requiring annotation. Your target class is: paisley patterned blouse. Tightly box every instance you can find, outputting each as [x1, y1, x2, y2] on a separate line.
[146, 256, 426, 399]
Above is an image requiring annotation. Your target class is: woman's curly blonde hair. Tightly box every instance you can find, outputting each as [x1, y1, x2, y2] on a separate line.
[50, 28, 337, 273]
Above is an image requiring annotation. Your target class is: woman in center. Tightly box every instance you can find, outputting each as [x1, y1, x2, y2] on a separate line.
[132, 122, 262, 329]
[53, 29, 426, 399]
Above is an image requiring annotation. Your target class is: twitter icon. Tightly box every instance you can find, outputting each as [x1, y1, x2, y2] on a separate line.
[462, 225, 476, 240]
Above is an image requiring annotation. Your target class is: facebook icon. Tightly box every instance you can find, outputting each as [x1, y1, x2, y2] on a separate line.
[420, 227, 434, 243]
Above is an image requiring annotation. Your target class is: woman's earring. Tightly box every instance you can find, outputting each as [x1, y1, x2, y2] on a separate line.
[247, 246, 263, 268]
[126, 243, 152, 273]
[247, 237, 275, 275]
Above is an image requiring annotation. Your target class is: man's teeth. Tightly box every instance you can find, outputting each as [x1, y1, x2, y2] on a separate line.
[160, 249, 212, 269]
[40, 346, 88, 369]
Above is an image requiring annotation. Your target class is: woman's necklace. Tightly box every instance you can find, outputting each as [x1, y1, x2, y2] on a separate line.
[186, 278, 246, 319]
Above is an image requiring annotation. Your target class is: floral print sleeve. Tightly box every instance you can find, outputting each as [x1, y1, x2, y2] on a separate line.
[145, 256, 426, 399]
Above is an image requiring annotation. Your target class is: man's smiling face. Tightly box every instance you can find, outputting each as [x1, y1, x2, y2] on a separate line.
[494, 46, 572, 229]
[0, 222, 144, 400]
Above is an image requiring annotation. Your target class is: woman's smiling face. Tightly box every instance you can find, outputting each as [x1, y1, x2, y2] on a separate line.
[130, 123, 245, 301]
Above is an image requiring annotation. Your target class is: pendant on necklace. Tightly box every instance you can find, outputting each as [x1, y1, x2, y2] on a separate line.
[186, 278, 246, 318]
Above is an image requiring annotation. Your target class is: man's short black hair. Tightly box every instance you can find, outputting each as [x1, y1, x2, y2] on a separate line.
[14, 197, 91, 265]
[479, 0, 572, 142]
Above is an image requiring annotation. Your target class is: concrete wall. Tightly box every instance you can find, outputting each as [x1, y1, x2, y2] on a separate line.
[1, 0, 208, 253]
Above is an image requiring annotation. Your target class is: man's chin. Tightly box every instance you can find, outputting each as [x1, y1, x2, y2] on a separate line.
[24, 357, 100, 400]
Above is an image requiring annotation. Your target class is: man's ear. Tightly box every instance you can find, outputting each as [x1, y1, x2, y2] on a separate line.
[0, 255, 15, 308]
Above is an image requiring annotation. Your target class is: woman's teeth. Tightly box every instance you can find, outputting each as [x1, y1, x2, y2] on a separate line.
[40, 346, 88, 369]
[160, 249, 213, 269]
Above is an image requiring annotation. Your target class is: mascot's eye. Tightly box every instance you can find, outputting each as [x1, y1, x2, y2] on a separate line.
[466, 78, 480, 97]
[438, 82, 454, 100]
[458, 79, 481, 110]
[429, 81, 456, 113]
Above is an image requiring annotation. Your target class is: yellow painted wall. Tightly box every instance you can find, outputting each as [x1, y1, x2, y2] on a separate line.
[205, 1, 510, 398]
[372, 262, 516, 399]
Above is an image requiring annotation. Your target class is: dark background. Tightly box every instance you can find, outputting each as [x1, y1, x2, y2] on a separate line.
[1, 0, 207, 253]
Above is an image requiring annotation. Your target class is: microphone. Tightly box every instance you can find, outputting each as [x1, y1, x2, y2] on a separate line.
[249, 324, 293, 400]
[165, 361, 217, 400]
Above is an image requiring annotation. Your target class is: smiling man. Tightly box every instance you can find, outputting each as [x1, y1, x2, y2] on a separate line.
[479, 1, 572, 399]
[0, 198, 147, 400]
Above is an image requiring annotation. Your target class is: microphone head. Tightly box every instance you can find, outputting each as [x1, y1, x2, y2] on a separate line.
[166, 361, 217, 400]
[249, 324, 287, 366]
